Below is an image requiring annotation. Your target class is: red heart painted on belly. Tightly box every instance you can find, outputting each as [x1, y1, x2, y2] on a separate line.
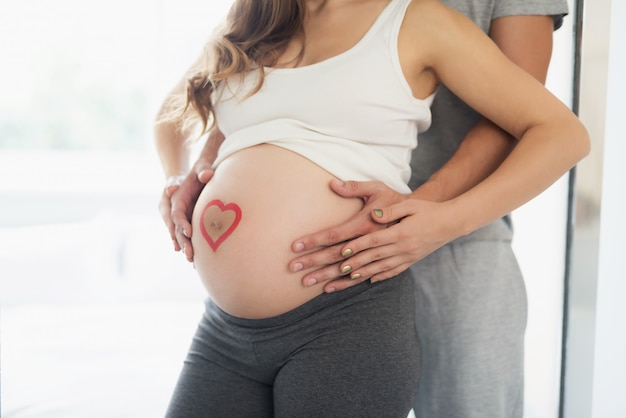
[199, 199, 242, 252]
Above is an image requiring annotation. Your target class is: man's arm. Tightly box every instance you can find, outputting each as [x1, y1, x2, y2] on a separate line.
[154, 59, 225, 261]
[165, 129, 224, 262]
[416, 15, 554, 201]
[155, 78, 194, 252]
[289, 15, 557, 291]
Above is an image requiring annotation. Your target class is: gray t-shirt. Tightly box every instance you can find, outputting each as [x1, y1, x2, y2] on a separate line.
[409, 0, 569, 241]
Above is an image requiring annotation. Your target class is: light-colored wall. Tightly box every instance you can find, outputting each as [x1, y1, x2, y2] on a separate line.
[511, 1, 575, 415]
[564, 0, 626, 416]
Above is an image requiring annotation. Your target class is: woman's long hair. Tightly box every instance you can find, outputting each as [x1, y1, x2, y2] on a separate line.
[163, 0, 307, 136]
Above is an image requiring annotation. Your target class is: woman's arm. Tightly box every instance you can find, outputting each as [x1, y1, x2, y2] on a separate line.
[414, 14, 555, 201]
[416, 0, 588, 230]
[289, 2, 588, 290]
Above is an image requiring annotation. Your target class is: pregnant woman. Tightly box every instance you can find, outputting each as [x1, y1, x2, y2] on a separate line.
[154, 0, 589, 416]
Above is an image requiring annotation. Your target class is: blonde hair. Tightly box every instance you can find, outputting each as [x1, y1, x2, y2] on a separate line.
[163, 0, 306, 136]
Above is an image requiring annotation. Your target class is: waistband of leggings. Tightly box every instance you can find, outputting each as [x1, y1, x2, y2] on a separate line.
[206, 271, 410, 329]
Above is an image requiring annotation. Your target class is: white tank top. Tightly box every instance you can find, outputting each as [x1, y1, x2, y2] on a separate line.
[212, 0, 434, 194]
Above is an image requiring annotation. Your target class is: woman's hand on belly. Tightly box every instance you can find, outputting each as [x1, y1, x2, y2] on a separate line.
[289, 179, 457, 292]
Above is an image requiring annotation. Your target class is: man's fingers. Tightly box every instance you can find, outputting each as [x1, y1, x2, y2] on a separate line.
[197, 169, 214, 184]
[175, 227, 194, 262]
[333, 225, 400, 265]
[298, 238, 398, 288]
[291, 212, 399, 282]
[323, 274, 369, 293]
[170, 181, 200, 263]
[165, 184, 179, 197]
[325, 256, 413, 292]
[292, 211, 378, 253]
[329, 179, 385, 200]
[171, 208, 192, 239]
[299, 262, 347, 287]
[321, 254, 411, 292]
[291, 243, 345, 273]
[169, 164, 216, 262]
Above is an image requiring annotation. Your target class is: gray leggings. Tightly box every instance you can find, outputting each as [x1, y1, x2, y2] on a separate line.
[166, 271, 419, 418]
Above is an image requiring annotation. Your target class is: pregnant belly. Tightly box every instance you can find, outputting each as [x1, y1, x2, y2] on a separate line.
[191, 144, 363, 319]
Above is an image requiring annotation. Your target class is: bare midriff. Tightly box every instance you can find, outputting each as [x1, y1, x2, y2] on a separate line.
[191, 144, 363, 319]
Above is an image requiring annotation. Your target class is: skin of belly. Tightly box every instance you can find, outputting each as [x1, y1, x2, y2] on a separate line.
[190, 144, 363, 319]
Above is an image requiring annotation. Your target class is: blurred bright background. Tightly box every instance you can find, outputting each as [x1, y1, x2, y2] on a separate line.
[0, 1, 581, 417]
[0, 1, 232, 416]
[0, 0, 225, 304]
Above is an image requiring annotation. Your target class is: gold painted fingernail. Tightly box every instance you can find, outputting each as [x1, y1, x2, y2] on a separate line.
[373, 209, 383, 218]
[341, 265, 352, 274]
[341, 248, 353, 257]
[351, 273, 362, 280]
[370, 278, 379, 284]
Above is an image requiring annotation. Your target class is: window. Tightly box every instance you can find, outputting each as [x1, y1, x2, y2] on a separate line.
[0, 0, 233, 287]
[1, 2, 232, 417]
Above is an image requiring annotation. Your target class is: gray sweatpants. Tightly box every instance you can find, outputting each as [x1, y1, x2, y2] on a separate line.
[411, 235, 527, 418]
[166, 271, 420, 418]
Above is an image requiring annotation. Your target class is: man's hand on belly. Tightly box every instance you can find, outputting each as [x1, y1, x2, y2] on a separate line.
[289, 179, 399, 291]
[289, 179, 460, 292]
[160, 163, 214, 263]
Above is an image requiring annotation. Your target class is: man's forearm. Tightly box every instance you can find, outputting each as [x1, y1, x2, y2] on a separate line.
[412, 119, 515, 202]
[412, 15, 555, 203]
[198, 128, 226, 169]
[155, 120, 191, 179]
[154, 77, 193, 179]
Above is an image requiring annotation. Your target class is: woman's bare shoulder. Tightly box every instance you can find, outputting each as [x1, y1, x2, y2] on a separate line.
[407, 0, 451, 19]
[399, 0, 469, 70]
[402, 0, 492, 62]
[405, 0, 468, 31]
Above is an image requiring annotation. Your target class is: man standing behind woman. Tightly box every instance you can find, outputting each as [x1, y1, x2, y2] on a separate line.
[160, 0, 575, 416]
[286, 1, 571, 417]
